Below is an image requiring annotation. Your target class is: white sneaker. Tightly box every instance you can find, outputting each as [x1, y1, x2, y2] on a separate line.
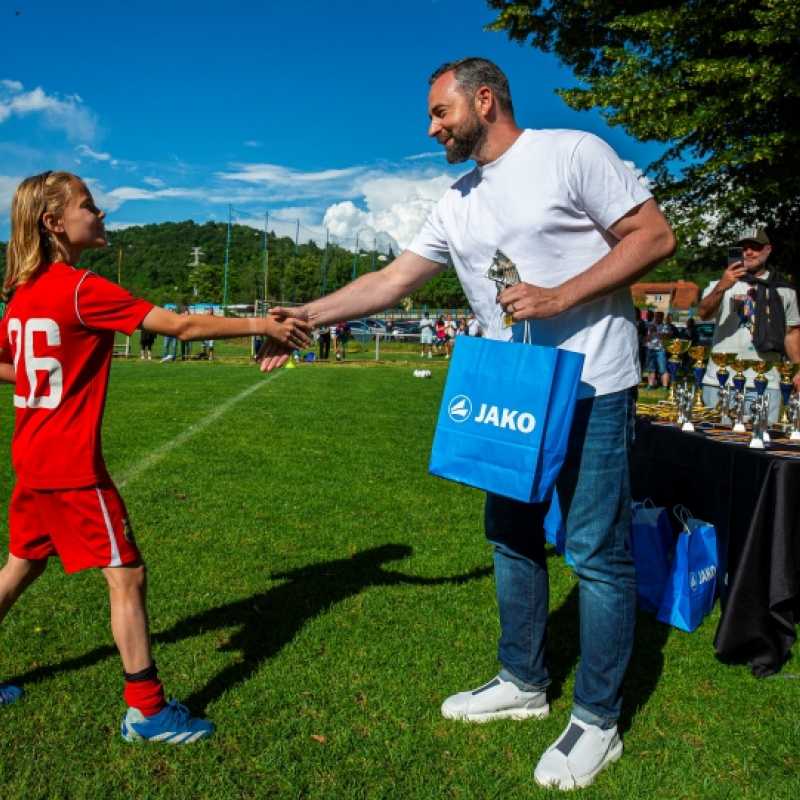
[441, 675, 549, 723]
[534, 715, 623, 790]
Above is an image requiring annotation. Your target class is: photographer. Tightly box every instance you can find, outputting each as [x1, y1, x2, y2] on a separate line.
[698, 229, 800, 420]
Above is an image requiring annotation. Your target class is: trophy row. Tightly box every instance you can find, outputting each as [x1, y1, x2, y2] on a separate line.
[659, 339, 800, 446]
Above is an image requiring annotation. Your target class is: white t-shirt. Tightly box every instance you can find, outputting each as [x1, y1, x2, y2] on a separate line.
[702, 275, 800, 389]
[408, 129, 652, 398]
[467, 317, 481, 336]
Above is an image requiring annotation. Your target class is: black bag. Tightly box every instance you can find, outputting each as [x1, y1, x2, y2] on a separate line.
[744, 267, 795, 355]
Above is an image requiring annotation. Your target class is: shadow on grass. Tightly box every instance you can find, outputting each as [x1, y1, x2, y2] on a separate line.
[538, 553, 671, 734]
[9, 544, 491, 713]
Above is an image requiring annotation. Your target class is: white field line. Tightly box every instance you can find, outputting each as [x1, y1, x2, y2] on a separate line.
[113, 371, 284, 490]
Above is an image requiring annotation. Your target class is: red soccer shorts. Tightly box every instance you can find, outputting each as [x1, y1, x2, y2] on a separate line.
[8, 479, 142, 574]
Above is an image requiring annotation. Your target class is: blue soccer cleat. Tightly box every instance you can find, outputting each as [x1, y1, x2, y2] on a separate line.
[121, 699, 214, 744]
[0, 684, 23, 705]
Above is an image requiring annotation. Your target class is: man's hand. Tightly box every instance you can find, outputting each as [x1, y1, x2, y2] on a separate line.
[263, 314, 312, 350]
[718, 260, 748, 292]
[497, 282, 564, 321]
[269, 306, 310, 323]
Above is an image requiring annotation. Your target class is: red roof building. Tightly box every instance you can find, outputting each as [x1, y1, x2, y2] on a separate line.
[631, 279, 700, 315]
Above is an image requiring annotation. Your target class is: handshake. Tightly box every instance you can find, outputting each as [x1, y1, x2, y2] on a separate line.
[256, 307, 313, 371]
[258, 306, 313, 372]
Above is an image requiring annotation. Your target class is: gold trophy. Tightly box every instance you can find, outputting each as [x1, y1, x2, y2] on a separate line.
[751, 359, 776, 398]
[486, 249, 521, 328]
[688, 346, 712, 409]
[665, 339, 690, 404]
[777, 362, 800, 426]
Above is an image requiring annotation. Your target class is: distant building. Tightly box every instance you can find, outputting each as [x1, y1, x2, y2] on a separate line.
[631, 279, 700, 316]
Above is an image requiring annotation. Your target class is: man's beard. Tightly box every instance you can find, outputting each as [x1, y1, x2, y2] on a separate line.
[445, 110, 485, 164]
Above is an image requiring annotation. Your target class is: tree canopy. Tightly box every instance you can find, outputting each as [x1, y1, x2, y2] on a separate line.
[487, 0, 800, 277]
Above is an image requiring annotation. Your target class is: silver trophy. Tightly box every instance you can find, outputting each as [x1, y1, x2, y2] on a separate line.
[485, 249, 521, 328]
[749, 396, 768, 449]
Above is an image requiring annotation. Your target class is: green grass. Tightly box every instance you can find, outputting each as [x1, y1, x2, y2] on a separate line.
[1, 362, 799, 799]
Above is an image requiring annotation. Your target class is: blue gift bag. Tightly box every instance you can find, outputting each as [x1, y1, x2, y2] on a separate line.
[656, 507, 718, 632]
[630, 501, 675, 614]
[428, 335, 585, 503]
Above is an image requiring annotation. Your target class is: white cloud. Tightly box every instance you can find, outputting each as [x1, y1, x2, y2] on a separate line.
[0, 80, 99, 141]
[322, 172, 455, 251]
[217, 163, 361, 185]
[76, 144, 117, 165]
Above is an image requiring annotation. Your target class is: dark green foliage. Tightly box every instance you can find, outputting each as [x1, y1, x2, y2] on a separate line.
[487, 0, 800, 279]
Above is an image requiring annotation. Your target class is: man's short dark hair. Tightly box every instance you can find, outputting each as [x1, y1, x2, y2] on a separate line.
[429, 57, 514, 117]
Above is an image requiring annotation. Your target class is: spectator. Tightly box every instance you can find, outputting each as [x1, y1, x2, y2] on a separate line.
[161, 310, 177, 362]
[698, 228, 800, 419]
[646, 320, 669, 391]
[467, 310, 482, 337]
[317, 324, 331, 361]
[419, 312, 434, 358]
[139, 330, 156, 361]
[434, 315, 446, 355]
[180, 308, 192, 361]
[199, 307, 215, 360]
[444, 313, 457, 358]
[335, 321, 351, 361]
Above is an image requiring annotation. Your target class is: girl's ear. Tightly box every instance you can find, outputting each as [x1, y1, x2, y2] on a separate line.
[41, 212, 63, 233]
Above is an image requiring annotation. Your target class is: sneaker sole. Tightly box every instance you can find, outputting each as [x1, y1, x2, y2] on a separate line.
[441, 703, 550, 723]
[534, 737, 623, 790]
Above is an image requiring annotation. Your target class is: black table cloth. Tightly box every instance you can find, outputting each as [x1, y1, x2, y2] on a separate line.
[631, 417, 800, 676]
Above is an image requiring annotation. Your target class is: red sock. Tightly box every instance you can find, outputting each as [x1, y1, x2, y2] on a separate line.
[124, 678, 167, 717]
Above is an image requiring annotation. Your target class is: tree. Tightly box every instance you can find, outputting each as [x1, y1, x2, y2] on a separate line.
[487, 0, 800, 274]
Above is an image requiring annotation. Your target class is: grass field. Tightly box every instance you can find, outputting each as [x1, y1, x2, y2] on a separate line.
[1, 358, 799, 799]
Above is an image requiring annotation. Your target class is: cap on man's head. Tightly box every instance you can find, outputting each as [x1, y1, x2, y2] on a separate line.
[736, 228, 770, 247]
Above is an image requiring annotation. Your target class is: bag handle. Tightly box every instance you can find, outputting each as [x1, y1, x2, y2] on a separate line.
[486, 303, 532, 343]
[673, 504, 694, 533]
[633, 497, 661, 526]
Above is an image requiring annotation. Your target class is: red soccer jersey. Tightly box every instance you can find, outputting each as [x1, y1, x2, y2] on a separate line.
[0, 263, 153, 489]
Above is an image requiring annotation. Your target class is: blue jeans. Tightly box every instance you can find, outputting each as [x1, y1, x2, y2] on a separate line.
[162, 336, 177, 358]
[484, 388, 637, 728]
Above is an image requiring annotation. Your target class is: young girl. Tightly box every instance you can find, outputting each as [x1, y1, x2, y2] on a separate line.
[0, 171, 311, 741]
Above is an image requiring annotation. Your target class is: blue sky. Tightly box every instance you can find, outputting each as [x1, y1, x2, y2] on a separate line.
[1, 0, 665, 251]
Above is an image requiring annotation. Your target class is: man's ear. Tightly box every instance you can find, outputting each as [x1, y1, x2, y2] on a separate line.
[41, 212, 63, 233]
[473, 86, 494, 119]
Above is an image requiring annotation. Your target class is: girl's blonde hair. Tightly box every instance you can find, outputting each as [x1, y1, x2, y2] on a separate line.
[3, 171, 79, 302]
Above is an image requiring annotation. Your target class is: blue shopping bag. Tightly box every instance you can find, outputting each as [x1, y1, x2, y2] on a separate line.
[630, 501, 675, 614]
[656, 507, 718, 632]
[428, 335, 585, 503]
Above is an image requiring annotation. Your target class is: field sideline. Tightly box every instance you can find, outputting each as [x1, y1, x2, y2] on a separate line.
[1, 360, 799, 799]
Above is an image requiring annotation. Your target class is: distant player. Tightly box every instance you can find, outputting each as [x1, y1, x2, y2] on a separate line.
[0, 171, 311, 739]
[335, 321, 351, 361]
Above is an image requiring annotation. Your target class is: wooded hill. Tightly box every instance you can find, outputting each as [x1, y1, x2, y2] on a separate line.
[0, 220, 468, 310]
